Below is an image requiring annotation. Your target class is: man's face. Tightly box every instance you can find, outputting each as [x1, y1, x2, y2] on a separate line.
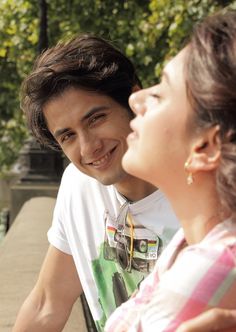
[43, 87, 133, 186]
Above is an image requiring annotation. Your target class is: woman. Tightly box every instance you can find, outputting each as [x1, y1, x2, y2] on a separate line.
[105, 9, 236, 332]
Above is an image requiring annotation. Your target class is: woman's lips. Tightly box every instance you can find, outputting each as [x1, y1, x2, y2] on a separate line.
[127, 131, 138, 143]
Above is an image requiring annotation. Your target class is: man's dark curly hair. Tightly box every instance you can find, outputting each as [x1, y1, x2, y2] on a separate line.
[21, 34, 141, 150]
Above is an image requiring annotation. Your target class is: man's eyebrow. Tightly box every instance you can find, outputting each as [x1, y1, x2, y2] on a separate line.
[81, 105, 110, 122]
[54, 128, 70, 140]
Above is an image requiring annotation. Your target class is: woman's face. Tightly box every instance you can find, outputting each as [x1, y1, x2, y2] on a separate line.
[122, 47, 194, 191]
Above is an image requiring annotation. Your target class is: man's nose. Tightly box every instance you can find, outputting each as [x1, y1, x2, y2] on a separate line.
[79, 132, 103, 158]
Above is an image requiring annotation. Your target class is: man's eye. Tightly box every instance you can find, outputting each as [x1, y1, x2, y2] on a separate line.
[61, 132, 73, 143]
[89, 114, 106, 126]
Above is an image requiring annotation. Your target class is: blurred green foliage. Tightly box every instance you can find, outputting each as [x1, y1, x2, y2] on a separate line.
[0, 0, 235, 173]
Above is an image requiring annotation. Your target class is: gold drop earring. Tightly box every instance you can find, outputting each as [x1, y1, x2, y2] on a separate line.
[184, 161, 194, 185]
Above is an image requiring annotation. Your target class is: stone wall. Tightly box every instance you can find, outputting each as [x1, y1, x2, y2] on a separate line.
[0, 197, 87, 332]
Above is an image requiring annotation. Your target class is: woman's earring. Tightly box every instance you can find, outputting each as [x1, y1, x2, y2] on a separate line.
[184, 161, 194, 185]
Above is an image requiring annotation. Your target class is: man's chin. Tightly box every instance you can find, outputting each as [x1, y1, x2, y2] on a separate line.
[95, 177, 118, 186]
[94, 171, 129, 187]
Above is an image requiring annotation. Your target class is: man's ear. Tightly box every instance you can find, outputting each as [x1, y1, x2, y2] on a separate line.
[186, 125, 221, 173]
[132, 85, 141, 93]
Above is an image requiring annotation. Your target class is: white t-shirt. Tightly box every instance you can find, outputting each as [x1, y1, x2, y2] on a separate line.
[48, 163, 179, 331]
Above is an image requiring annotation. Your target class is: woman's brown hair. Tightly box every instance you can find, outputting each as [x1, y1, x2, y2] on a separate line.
[186, 9, 236, 215]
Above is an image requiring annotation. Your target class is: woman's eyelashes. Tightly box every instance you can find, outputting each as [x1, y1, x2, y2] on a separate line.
[149, 84, 162, 101]
[150, 93, 160, 100]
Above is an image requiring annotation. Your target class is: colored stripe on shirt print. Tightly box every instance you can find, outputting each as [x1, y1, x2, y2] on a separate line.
[165, 248, 236, 331]
[147, 240, 160, 259]
[148, 240, 157, 251]
[106, 225, 116, 241]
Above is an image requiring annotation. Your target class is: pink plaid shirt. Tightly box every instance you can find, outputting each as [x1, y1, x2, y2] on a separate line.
[105, 219, 236, 332]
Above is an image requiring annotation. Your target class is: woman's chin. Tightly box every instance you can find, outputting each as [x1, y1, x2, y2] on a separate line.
[122, 151, 143, 179]
[122, 152, 137, 175]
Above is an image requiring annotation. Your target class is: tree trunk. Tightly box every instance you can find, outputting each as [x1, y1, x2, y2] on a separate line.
[38, 0, 48, 53]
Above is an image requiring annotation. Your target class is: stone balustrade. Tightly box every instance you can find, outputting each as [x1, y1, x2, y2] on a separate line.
[0, 196, 87, 332]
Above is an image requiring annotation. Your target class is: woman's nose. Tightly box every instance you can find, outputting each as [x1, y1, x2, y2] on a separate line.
[128, 89, 146, 115]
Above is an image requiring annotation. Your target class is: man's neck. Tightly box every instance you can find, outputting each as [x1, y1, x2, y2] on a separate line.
[114, 175, 157, 202]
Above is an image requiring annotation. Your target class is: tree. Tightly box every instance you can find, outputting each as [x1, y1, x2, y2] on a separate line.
[0, 0, 235, 173]
[0, 0, 38, 173]
[38, 0, 48, 53]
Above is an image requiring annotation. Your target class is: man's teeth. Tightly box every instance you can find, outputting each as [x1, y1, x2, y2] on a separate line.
[92, 152, 110, 166]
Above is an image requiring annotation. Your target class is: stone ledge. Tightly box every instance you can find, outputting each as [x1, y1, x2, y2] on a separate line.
[0, 196, 87, 332]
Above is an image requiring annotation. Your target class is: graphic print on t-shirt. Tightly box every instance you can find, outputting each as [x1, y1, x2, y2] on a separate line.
[104, 208, 162, 273]
[91, 209, 163, 331]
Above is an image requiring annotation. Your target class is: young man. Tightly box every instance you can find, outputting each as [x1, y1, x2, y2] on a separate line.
[13, 35, 236, 332]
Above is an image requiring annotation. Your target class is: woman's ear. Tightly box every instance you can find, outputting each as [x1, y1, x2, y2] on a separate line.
[186, 125, 221, 173]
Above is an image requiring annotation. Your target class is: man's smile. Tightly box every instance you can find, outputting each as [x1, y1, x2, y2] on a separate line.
[86, 146, 118, 169]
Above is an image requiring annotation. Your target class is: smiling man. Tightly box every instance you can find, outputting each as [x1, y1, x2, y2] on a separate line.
[14, 35, 179, 332]
[13, 34, 236, 332]
[44, 88, 134, 193]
